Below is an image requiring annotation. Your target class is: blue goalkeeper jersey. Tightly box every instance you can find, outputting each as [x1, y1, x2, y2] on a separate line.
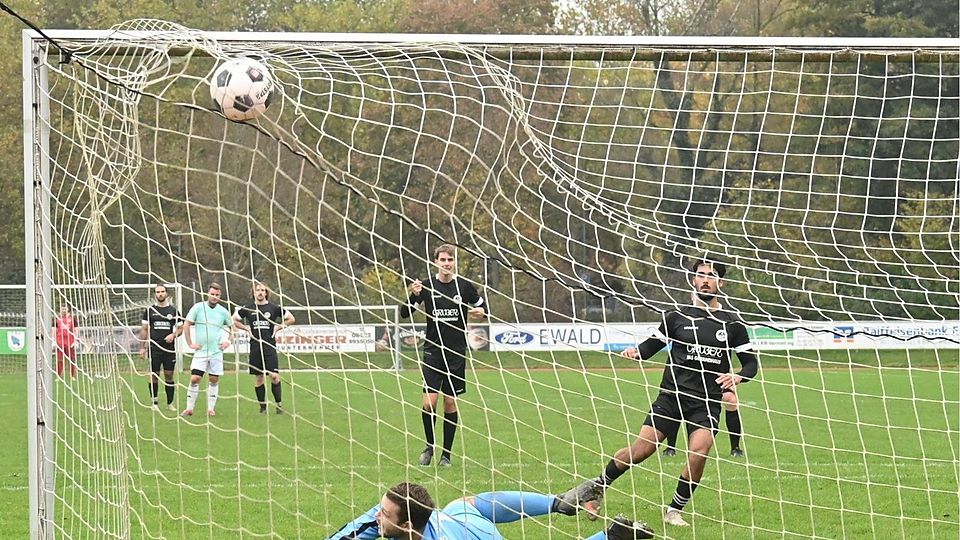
[327, 500, 501, 540]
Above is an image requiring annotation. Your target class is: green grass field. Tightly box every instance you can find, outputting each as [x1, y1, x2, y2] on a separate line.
[1, 350, 958, 539]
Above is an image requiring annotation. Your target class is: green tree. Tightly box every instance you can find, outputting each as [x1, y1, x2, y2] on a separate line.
[397, 0, 555, 34]
[785, 0, 958, 38]
[261, 0, 407, 32]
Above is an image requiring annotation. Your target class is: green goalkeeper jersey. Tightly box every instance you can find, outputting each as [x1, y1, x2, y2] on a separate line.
[186, 301, 232, 355]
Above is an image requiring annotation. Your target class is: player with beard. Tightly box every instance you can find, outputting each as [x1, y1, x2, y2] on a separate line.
[400, 244, 486, 467]
[234, 281, 295, 414]
[660, 278, 746, 458]
[140, 284, 183, 411]
[558, 259, 759, 528]
[182, 282, 234, 417]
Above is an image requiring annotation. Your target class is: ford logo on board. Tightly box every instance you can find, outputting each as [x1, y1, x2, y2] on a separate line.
[494, 331, 535, 345]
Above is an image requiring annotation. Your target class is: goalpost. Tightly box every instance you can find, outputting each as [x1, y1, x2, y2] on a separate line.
[13, 281, 184, 538]
[22, 21, 959, 539]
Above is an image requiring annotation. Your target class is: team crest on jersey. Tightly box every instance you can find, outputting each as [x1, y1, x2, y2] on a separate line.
[453, 294, 462, 303]
[715, 329, 727, 341]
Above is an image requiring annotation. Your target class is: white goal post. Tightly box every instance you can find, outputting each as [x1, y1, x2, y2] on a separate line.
[22, 21, 959, 540]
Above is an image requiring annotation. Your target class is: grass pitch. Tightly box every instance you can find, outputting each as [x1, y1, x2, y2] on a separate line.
[1, 350, 957, 539]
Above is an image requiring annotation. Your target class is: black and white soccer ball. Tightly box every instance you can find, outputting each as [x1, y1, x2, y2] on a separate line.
[209, 57, 275, 122]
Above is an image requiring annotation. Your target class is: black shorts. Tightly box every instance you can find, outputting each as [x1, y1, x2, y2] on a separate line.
[421, 348, 467, 396]
[642, 391, 722, 438]
[150, 349, 177, 373]
[249, 351, 279, 375]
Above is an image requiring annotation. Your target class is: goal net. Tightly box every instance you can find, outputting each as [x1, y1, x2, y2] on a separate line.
[23, 20, 959, 539]
[0, 283, 184, 372]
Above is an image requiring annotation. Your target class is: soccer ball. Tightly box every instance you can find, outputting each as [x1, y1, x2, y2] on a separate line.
[209, 57, 275, 122]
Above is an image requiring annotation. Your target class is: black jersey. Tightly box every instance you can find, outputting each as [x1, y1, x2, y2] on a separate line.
[142, 305, 181, 353]
[399, 275, 484, 353]
[641, 305, 756, 399]
[235, 302, 288, 350]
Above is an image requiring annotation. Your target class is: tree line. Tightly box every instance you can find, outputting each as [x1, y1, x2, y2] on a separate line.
[6, 0, 958, 324]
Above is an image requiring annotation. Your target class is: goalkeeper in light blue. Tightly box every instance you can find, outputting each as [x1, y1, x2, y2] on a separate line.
[326, 482, 654, 540]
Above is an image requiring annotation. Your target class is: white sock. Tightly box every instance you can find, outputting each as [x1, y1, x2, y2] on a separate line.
[186, 383, 200, 410]
[207, 383, 219, 411]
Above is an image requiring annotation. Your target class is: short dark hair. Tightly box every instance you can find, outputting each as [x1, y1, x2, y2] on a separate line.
[385, 482, 435, 532]
[207, 282, 222, 292]
[688, 259, 727, 279]
[433, 244, 456, 260]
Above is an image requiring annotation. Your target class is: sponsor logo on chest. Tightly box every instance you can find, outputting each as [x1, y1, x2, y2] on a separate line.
[684, 344, 725, 364]
[432, 308, 460, 319]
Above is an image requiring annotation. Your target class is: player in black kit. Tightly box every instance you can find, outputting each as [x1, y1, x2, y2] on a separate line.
[140, 284, 183, 411]
[400, 244, 486, 467]
[558, 259, 759, 528]
[661, 367, 745, 457]
[234, 281, 295, 414]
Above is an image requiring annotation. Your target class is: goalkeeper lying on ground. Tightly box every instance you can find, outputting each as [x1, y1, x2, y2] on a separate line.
[326, 481, 654, 540]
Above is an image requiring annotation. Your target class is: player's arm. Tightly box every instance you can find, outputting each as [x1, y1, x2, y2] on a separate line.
[465, 281, 486, 320]
[71, 317, 81, 349]
[716, 350, 758, 390]
[717, 323, 759, 389]
[139, 309, 150, 357]
[139, 323, 149, 357]
[325, 504, 382, 540]
[274, 308, 295, 337]
[183, 320, 197, 349]
[276, 307, 295, 329]
[736, 349, 759, 380]
[399, 278, 424, 318]
[183, 307, 199, 350]
[232, 308, 251, 333]
[220, 312, 235, 350]
[621, 336, 666, 361]
[169, 315, 183, 341]
[622, 315, 670, 360]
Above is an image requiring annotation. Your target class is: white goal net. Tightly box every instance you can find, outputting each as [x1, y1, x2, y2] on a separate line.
[23, 20, 959, 540]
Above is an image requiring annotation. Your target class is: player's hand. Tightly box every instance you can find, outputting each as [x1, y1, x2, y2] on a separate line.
[188, 342, 201, 351]
[409, 279, 423, 297]
[621, 347, 639, 360]
[139, 347, 147, 359]
[164, 334, 175, 343]
[715, 373, 742, 390]
[468, 307, 485, 320]
[219, 340, 230, 351]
